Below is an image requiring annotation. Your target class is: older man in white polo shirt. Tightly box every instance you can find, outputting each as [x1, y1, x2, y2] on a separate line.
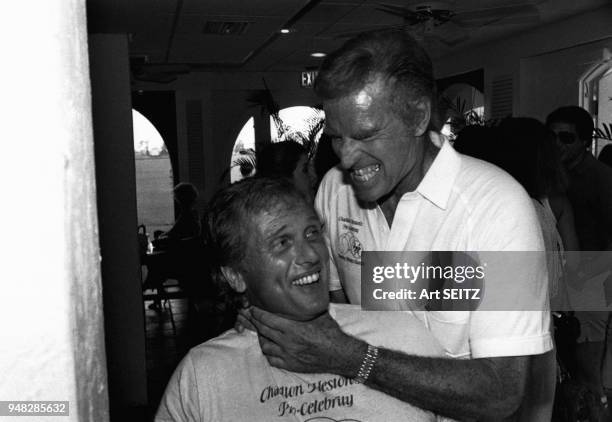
[247, 29, 554, 421]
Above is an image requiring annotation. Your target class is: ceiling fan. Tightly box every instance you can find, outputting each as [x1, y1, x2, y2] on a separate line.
[331, 1, 540, 47]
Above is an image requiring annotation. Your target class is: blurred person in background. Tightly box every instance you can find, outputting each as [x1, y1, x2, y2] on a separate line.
[257, 140, 317, 203]
[143, 183, 202, 310]
[547, 106, 612, 415]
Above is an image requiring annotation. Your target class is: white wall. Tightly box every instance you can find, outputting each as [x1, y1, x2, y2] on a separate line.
[520, 39, 611, 121]
[0, 1, 108, 421]
[434, 5, 612, 120]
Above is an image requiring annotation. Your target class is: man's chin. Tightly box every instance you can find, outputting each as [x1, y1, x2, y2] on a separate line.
[563, 152, 586, 169]
[301, 309, 328, 322]
[353, 185, 383, 203]
[282, 306, 328, 322]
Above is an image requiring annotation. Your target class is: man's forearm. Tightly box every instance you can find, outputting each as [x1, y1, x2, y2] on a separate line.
[249, 308, 530, 420]
[332, 336, 528, 420]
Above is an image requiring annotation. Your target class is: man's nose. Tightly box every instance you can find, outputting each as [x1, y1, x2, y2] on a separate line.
[334, 138, 359, 169]
[295, 239, 320, 266]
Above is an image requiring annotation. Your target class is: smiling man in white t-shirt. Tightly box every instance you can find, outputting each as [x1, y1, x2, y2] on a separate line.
[156, 177, 449, 422]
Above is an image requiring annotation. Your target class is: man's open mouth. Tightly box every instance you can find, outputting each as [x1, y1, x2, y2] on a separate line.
[291, 271, 320, 286]
[351, 164, 380, 183]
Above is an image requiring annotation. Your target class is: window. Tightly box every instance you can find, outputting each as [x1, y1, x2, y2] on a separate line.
[439, 83, 485, 140]
[579, 48, 612, 155]
[230, 106, 325, 183]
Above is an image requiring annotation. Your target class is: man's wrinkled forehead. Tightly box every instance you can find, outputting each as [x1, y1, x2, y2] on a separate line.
[353, 89, 373, 108]
[248, 198, 317, 233]
[324, 76, 390, 110]
[354, 75, 391, 101]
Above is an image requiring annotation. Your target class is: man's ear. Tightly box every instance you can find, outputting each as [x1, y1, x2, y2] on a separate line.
[221, 266, 247, 293]
[413, 98, 431, 137]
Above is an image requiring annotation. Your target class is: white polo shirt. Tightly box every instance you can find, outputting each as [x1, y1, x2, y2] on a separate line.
[315, 133, 552, 358]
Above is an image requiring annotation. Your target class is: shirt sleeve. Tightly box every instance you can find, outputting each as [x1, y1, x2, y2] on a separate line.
[468, 171, 553, 357]
[469, 311, 552, 358]
[315, 175, 342, 292]
[155, 353, 203, 421]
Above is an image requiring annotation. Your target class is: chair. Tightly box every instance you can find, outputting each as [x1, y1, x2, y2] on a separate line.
[142, 235, 208, 323]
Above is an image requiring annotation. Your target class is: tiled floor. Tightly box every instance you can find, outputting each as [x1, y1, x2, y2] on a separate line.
[142, 282, 231, 419]
[143, 285, 190, 416]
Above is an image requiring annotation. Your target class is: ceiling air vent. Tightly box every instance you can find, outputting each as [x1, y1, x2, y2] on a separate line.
[202, 21, 251, 36]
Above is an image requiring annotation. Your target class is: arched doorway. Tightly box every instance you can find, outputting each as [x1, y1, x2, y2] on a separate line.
[230, 116, 257, 183]
[133, 109, 174, 234]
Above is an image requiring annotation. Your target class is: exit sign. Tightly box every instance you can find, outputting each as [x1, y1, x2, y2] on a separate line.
[300, 71, 318, 87]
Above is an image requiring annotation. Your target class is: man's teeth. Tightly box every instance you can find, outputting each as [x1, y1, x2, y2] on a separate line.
[292, 273, 320, 286]
[352, 164, 380, 182]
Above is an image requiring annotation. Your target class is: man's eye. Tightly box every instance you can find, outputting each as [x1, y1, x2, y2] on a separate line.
[306, 227, 321, 240]
[272, 237, 291, 250]
[355, 134, 376, 143]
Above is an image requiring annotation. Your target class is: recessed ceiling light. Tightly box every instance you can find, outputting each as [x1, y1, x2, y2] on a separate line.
[310, 52, 326, 58]
[280, 28, 291, 34]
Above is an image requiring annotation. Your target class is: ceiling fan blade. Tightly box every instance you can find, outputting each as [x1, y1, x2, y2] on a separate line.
[429, 20, 470, 45]
[454, 4, 539, 25]
[454, 14, 538, 28]
[328, 24, 405, 39]
[429, 32, 469, 47]
[451, 17, 501, 28]
[375, 3, 419, 19]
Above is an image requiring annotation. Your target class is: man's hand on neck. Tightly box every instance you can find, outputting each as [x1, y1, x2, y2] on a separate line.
[247, 306, 365, 376]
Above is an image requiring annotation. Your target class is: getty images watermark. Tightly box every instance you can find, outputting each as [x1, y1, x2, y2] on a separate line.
[360, 251, 612, 312]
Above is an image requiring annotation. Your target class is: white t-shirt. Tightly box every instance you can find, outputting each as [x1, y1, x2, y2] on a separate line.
[315, 135, 552, 359]
[156, 304, 447, 422]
